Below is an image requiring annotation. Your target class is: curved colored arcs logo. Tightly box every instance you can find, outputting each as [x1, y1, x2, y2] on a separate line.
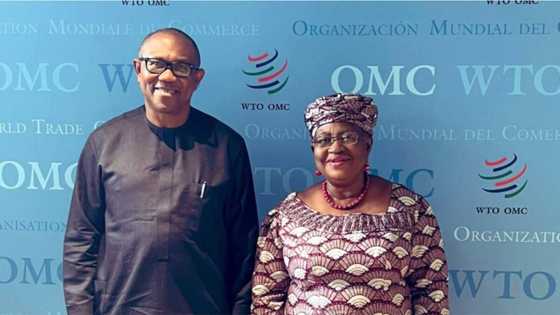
[242, 49, 289, 94]
[479, 154, 528, 198]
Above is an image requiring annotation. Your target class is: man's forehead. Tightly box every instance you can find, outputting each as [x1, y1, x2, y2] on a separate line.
[139, 32, 196, 54]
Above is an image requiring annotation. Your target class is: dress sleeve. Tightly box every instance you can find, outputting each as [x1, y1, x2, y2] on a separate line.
[406, 197, 450, 315]
[225, 139, 259, 315]
[63, 137, 105, 315]
[250, 208, 290, 315]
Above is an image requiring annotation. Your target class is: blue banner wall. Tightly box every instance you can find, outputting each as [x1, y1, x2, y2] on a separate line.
[1, 1, 559, 314]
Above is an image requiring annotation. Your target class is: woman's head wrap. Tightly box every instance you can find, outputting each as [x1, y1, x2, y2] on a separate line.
[304, 93, 378, 138]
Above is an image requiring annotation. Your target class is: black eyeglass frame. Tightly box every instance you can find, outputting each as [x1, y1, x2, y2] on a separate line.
[137, 57, 199, 78]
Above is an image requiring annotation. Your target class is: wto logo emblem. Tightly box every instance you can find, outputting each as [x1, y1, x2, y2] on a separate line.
[479, 154, 528, 198]
[242, 49, 289, 94]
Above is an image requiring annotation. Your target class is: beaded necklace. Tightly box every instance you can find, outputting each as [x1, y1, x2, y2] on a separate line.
[321, 174, 369, 210]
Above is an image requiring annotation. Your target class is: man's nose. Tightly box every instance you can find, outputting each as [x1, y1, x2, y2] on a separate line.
[158, 68, 177, 81]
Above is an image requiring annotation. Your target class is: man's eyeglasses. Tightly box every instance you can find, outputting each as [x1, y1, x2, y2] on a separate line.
[312, 131, 360, 148]
[138, 57, 198, 78]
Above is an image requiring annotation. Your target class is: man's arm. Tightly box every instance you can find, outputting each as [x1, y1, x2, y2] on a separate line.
[63, 137, 105, 314]
[226, 139, 259, 315]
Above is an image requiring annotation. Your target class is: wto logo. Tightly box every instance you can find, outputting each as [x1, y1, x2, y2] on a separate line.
[242, 49, 289, 95]
[479, 154, 528, 198]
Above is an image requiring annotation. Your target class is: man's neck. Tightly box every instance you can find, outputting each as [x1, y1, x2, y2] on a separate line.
[145, 106, 190, 128]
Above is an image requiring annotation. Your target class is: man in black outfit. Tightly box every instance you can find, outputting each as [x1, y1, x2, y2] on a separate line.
[63, 28, 258, 315]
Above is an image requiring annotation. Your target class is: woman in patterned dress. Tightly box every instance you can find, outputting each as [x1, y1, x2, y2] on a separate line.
[250, 93, 449, 315]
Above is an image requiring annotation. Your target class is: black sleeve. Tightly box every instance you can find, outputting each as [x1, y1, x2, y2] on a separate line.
[225, 139, 259, 315]
[63, 137, 105, 315]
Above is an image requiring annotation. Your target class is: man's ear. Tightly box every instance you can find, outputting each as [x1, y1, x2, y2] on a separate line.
[192, 68, 205, 88]
[133, 59, 142, 75]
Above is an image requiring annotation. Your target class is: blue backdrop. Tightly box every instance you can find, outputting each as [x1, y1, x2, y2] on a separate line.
[1, 1, 559, 314]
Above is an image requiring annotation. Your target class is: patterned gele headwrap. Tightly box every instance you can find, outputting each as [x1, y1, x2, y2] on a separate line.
[304, 93, 378, 138]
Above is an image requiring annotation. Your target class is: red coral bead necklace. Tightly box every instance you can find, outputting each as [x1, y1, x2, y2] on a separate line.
[321, 173, 369, 210]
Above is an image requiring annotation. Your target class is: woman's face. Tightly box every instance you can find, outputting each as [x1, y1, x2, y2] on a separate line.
[312, 122, 371, 186]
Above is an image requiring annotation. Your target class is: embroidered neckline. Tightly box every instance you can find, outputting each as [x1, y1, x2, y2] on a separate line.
[281, 184, 418, 234]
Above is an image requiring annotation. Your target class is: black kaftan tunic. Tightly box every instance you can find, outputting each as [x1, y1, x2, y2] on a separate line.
[63, 106, 258, 315]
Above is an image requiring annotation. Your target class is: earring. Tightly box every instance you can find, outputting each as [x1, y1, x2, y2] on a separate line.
[314, 170, 322, 176]
[364, 163, 370, 173]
